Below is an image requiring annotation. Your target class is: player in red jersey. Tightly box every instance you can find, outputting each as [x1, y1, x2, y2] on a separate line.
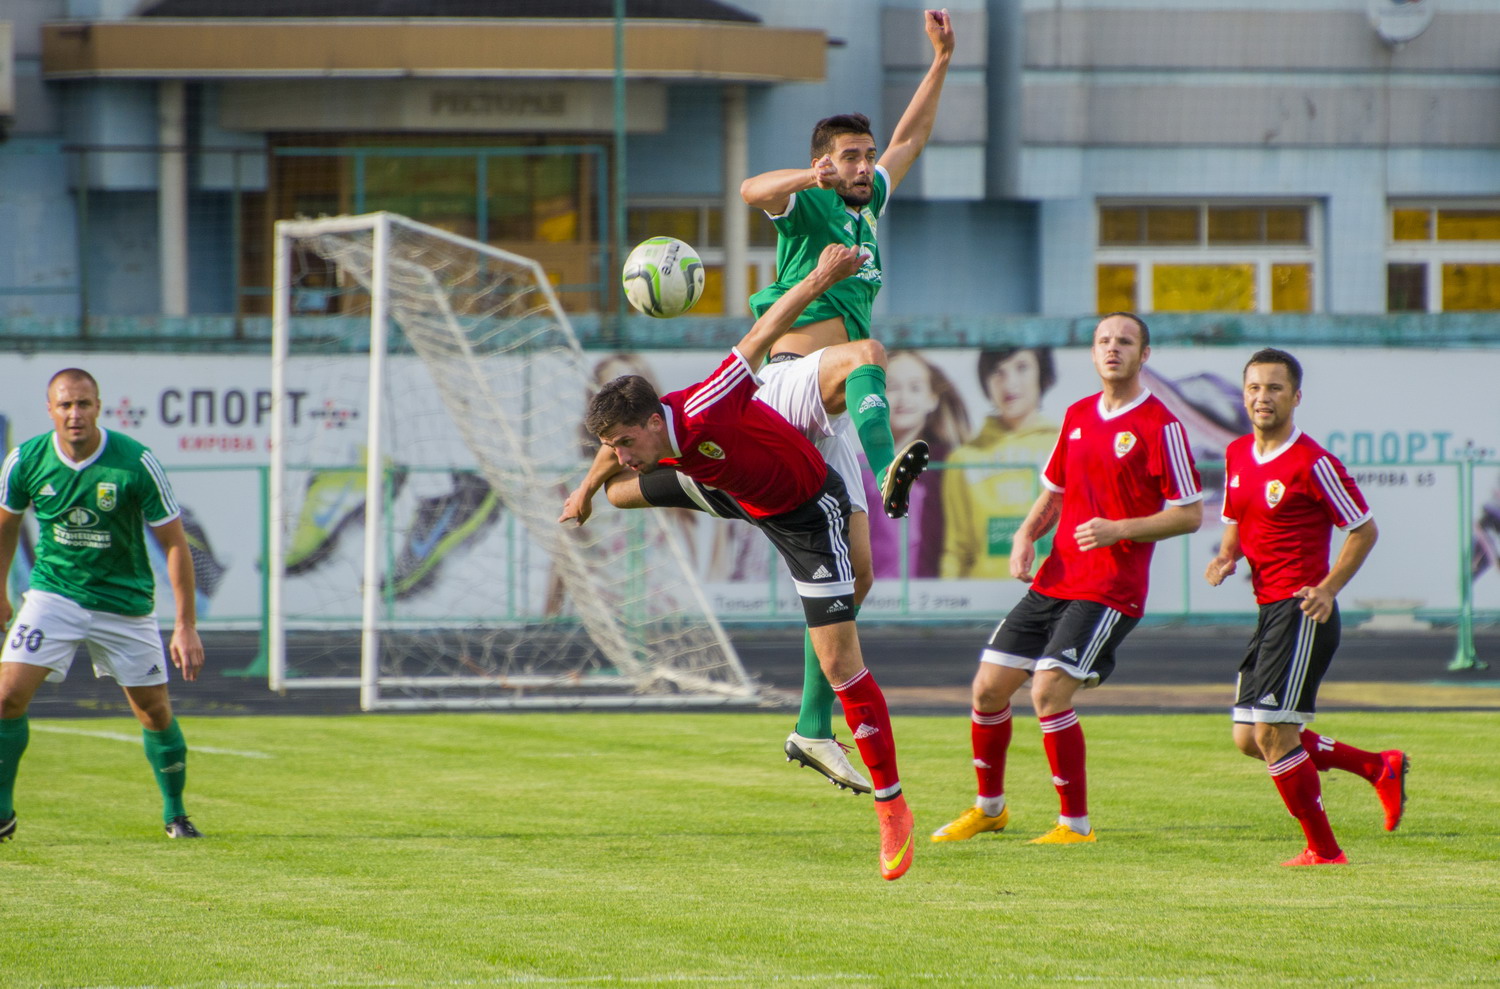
[1205, 348, 1407, 867]
[560, 245, 915, 881]
[931, 312, 1204, 846]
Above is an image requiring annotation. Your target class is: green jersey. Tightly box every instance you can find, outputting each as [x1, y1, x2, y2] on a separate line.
[1, 428, 180, 616]
[748, 164, 890, 342]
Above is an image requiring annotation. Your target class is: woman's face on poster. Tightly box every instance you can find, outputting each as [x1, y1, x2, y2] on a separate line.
[985, 349, 1043, 428]
[886, 352, 939, 435]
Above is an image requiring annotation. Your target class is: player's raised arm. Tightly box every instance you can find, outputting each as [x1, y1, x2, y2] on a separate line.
[878, 8, 956, 191]
[736, 244, 863, 368]
[740, 159, 838, 216]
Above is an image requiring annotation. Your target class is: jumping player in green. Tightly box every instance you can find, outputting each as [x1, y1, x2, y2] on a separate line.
[740, 7, 955, 780]
[0, 368, 206, 842]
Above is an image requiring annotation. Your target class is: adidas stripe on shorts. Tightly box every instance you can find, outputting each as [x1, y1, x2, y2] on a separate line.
[640, 468, 857, 627]
[980, 589, 1139, 686]
[1, 589, 170, 686]
[1232, 597, 1340, 725]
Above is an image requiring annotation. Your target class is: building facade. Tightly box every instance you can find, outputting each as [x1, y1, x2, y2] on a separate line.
[1, 0, 1497, 330]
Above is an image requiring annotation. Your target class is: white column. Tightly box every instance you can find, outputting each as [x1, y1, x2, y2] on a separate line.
[722, 85, 749, 317]
[158, 80, 189, 316]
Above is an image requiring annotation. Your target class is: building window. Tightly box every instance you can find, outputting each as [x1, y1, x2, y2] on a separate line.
[251, 136, 610, 315]
[1096, 202, 1318, 314]
[627, 201, 777, 315]
[1387, 204, 1500, 312]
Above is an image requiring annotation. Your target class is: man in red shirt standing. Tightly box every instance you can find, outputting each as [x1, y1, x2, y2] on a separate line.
[560, 245, 915, 881]
[931, 312, 1204, 846]
[1205, 347, 1407, 866]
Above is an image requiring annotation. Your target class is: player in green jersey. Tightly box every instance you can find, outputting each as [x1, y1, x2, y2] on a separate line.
[743, 8, 954, 514]
[741, 8, 955, 774]
[0, 369, 206, 842]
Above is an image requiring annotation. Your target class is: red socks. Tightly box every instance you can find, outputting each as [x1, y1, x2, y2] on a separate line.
[1269, 747, 1342, 859]
[1300, 729, 1384, 782]
[1039, 709, 1088, 818]
[834, 668, 901, 798]
[971, 706, 1012, 799]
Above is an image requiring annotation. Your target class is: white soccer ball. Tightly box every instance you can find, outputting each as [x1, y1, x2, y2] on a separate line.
[621, 236, 705, 318]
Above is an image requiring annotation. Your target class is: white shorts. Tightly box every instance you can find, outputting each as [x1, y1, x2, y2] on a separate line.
[757, 350, 868, 514]
[2, 589, 170, 687]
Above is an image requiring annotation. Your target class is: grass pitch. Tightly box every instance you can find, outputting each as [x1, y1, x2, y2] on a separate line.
[4, 710, 1498, 987]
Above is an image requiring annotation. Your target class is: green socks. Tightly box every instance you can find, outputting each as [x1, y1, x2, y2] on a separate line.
[794, 628, 836, 739]
[0, 715, 28, 819]
[2, 715, 189, 823]
[795, 603, 862, 740]
[845, 364, 898, 483]
[142, 718, 188, 822]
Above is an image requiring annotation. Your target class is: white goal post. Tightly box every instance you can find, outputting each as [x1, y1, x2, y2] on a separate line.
[269, 212, 757, 710]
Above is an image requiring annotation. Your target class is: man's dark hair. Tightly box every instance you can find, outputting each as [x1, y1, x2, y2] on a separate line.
[977, 346, 1057, 397]
[584, 374, 663, 438]
[810, 113, 873, 159]
[48, 367, 99, 396]
[1244, 347, 1303, 390]
[1098, 311, 1150, 347]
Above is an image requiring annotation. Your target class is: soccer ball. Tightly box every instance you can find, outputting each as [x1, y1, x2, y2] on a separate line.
[621, 236, 705, 318]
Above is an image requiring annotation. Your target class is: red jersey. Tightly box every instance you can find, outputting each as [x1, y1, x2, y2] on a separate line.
[1032, 390, 1203, 617]
[657, 350, 828, 519]
[1221, 428, 1372, 605]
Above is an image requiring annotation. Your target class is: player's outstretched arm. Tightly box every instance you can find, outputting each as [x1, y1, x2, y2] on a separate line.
[879, 8, 955, 191]
[736, 244, 863, 368]
[152, 517, 205, 683]
[1010, 489, 1061, 582]
[741, 159, 838, 216]
[0, 507, 22, 629]
[560, 443, 627, 527]
[1205, 522, 1243, 587]
[1296, 518, 1378, 622]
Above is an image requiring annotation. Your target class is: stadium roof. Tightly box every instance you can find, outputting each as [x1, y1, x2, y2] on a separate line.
[44, 2, 822, 83]
[136, 0, 759, 22]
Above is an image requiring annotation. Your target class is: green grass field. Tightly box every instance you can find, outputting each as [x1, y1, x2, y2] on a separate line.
[5, 710, 1498, 987]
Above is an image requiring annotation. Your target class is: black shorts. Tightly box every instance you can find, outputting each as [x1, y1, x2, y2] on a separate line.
[979, 589, 1139, 686]
[639, 468, 856, 627]
[1233, 598, 1340, 725]
[638, 466, 740, 519]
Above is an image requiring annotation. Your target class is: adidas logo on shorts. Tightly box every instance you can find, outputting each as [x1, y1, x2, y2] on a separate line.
[826, 600, 849, 613]
[811, 565, 832, 580]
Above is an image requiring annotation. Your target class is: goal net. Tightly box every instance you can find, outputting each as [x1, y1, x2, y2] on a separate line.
[269, 212, 756, 710]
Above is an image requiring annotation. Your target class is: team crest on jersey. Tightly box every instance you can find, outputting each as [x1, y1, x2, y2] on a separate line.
[1265, 480, 1285, 508]
[1113, 431, 1137, 458]
[96, 482, 117, 512]
[697, 441, 726, 460]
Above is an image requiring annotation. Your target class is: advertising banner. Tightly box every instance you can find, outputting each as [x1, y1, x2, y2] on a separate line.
[3, 347, 1496, 626]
